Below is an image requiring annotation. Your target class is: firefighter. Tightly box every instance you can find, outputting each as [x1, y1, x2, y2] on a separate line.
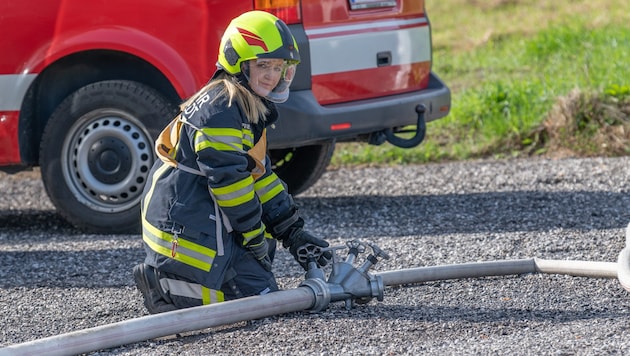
[133, 10, 331, 314]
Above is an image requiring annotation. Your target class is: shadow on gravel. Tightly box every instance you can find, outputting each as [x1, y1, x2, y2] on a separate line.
[0, 211, 79, 234]
[297, 190, 630, 237]
[294, 306, 629, 325]
[0, 248, 145, 288]
[273, 304, 630, 325]
[1, 190, 628, 238]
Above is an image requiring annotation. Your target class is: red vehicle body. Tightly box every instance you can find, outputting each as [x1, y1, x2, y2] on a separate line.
[0, 0, 450, 233]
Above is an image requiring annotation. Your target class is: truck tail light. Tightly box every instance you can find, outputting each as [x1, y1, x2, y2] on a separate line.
[255, 0, 301, 24]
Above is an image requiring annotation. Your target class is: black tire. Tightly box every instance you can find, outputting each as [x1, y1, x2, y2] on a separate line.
[270, 141, 335, 195]
[40, 80, 176, 234]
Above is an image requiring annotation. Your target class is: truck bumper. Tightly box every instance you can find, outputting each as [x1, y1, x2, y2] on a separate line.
[268, 72, 451, 149]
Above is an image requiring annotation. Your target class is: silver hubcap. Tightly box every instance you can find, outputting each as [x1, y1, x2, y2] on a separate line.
[61, 109, 154, 212]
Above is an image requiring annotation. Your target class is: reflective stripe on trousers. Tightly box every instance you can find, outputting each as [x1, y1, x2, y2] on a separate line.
[142, 163, 218, 271]
[142, 222, 216, 272]
[159, 277, 225, 305]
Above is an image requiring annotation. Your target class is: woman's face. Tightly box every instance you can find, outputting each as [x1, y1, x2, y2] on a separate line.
[246, 58, 285, 97]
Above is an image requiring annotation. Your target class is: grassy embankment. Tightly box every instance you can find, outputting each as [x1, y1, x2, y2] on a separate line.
[331, 0, 630, 167]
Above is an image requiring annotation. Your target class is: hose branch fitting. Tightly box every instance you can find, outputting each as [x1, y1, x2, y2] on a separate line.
[298, 240, 388, 311]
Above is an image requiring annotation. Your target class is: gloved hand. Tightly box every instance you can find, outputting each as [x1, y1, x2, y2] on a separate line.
[245, 233, 273, 272]
[268, 208, 331, 270]
[282, 228, 332, 270]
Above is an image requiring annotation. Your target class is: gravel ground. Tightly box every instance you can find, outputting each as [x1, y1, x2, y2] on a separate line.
[1, 156, 630, 355]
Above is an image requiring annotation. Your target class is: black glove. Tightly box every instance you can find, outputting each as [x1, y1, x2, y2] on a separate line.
[244, 233, 272, 272]
[268, 208, 331, 270]
[282, 227, 332, 270]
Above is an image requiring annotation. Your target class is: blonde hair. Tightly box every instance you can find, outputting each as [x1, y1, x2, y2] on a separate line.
[179, 71, 269, 124]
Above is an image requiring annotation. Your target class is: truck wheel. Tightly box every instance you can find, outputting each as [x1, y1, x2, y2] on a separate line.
[40, 80, 176, 234]
[270, 141, 335, 195]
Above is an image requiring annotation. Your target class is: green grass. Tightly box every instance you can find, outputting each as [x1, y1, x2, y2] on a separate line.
[331, 0, 630, 167]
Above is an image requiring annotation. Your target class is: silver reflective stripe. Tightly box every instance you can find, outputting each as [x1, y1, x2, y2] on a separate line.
[0, 74, 36, 111]
[195, 131, 244, 150]
[184, 115, 246, 153]
[213, 182, 255, 204]
[160, 278, 222, 304]
[160, 278, 202, 299]
[254, 175, 282, 198]
[242, 131, 254, 147]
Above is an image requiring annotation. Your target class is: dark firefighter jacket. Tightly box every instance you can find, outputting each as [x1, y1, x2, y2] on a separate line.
[140, 83, 294, 293]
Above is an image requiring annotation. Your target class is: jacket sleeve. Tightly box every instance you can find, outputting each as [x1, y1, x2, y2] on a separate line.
[190, 99, 262, 234]
[255, 154, 295, 228]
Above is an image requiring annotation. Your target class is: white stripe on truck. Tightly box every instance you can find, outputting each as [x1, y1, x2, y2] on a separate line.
[0, 74, 36, 111]
[307, 19, 431, 76]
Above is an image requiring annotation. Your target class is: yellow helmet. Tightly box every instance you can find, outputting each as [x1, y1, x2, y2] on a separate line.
[218, 11, 300, 75]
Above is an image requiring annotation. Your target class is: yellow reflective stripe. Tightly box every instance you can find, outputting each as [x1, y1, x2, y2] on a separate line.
[254, 174, 284, 204]
[242, 128, 254, 148]
[194, 129, 243, 152]
[211, 176, 255, 207]
[202, 287, 211, 305]
[196, 140, 239, 152]
[202, 287, 224, 304]
[259, 183, 284, 204]
[142, 224, 216, 272]
[242, 223, 265, 245]
[200, 127, 242, 138]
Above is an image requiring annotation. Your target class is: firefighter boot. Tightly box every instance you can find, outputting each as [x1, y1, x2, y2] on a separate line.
[133, 263, 177, 314]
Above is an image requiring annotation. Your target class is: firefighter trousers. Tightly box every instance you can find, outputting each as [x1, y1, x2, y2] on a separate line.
[157, 239, 279, 309]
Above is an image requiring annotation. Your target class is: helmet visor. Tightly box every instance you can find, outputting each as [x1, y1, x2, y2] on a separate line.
[242, 59, 297, 103]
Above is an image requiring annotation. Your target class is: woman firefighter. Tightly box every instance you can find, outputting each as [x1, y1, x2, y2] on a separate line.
[133, 10, 331, 313]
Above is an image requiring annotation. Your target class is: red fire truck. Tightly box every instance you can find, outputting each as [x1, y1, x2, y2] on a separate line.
[0, 0, 450, 233]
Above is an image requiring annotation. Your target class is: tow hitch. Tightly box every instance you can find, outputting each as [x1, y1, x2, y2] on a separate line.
[369, 104, 427, 148]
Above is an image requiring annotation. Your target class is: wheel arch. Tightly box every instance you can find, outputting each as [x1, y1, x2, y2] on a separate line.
[270, 141, 335, 195]
[18, 50, 183, 165]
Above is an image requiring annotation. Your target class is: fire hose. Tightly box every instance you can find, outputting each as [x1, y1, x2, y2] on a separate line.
[3, 223, 630, 356]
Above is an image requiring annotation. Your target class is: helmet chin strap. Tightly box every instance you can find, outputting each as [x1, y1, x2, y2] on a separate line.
[236, 62, 256, 92]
